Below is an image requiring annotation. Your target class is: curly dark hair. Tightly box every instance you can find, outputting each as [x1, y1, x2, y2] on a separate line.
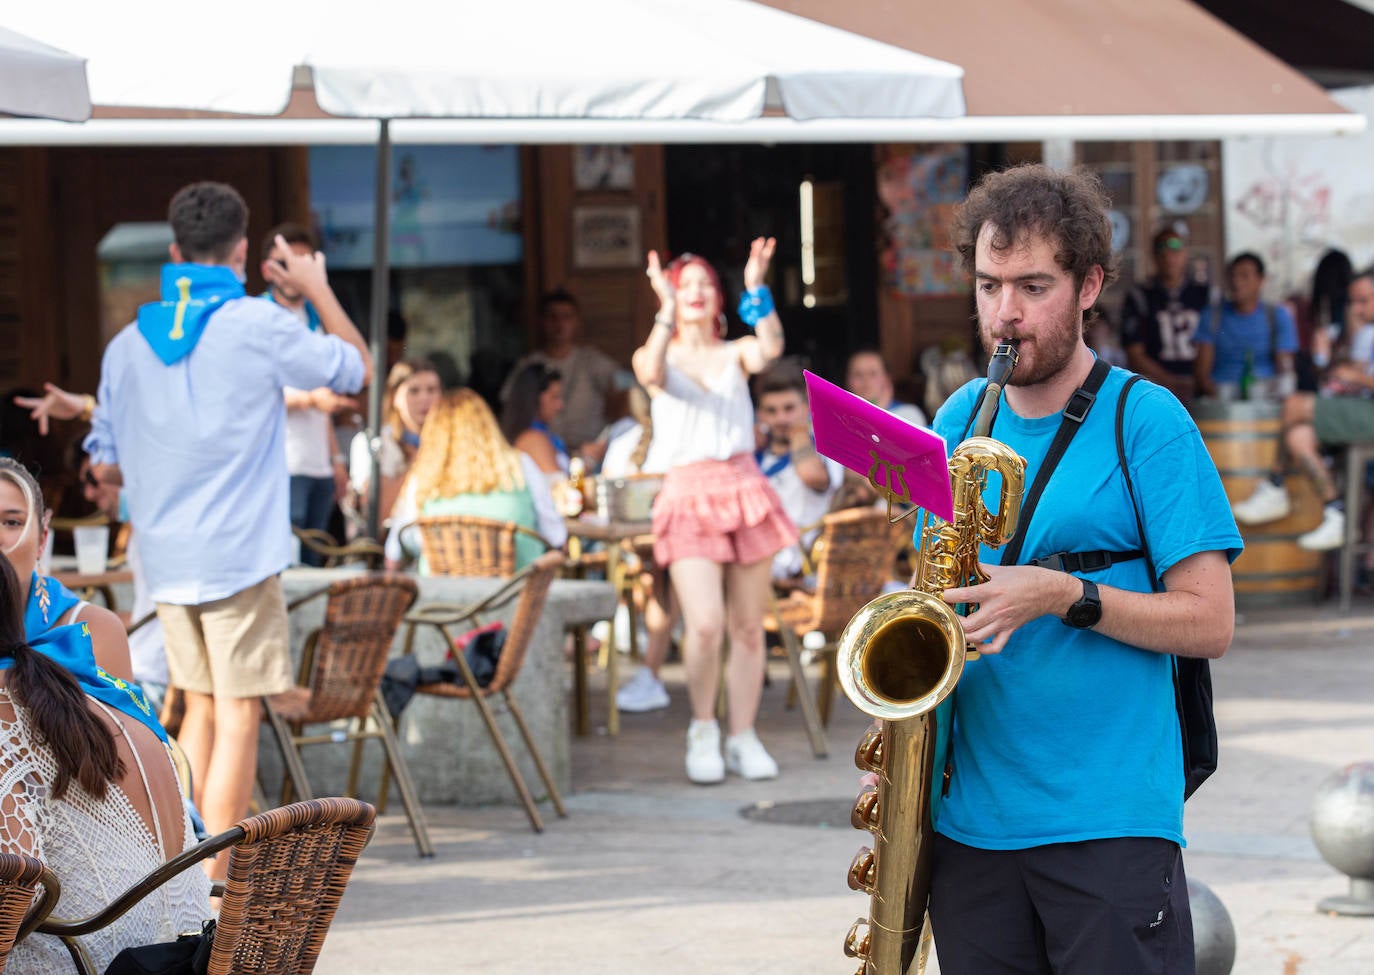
[953, 164, 1119, 294]
[168, 181, 248, 262]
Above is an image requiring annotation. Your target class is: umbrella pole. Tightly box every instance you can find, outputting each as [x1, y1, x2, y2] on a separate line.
[366, 118, 393, 541]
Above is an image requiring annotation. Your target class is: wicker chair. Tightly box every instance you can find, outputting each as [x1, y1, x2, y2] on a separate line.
[411, 514, 554, 576]
[263, 574, 433, 857]
[0, 852, 59, 973]
[385, 551, 567, 833]
[35, 797, 375, 975]
[766, 507, 894, 747]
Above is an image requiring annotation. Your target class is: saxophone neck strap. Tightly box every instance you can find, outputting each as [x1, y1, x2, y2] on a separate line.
[999, 358, 1112, 567]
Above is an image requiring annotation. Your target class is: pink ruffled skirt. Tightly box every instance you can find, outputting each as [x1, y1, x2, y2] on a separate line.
[652, 452, 798, 566]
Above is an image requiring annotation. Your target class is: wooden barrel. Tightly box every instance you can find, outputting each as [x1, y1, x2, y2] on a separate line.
[1191, 400, 1324, 606]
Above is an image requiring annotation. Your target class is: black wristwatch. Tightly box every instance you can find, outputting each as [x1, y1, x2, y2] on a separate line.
[1062, 578, 1102, 629]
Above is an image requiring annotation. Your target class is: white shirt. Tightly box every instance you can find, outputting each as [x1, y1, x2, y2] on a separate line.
[124, 536, 167, 687]
[85, 297, 365, 604]
[651, 360, 755, 467]
[765, 449, 844, 579]
[281, 305, 335, 478]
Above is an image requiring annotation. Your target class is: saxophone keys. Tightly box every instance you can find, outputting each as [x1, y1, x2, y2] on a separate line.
[851, 786, 881, 831]
[854, 728, 884, 772]
[843, 917, 872, 960]
[847, 846, 877, 893]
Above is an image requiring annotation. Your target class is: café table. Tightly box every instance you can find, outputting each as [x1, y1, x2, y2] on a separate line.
[50, 555, 134, 612]
[563, 516, 654, 737]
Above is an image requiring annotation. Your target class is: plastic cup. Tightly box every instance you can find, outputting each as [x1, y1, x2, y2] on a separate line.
[73, 525, 110, 576]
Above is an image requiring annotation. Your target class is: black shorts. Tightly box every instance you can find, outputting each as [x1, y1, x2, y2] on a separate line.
[929, 833, 1194, 975]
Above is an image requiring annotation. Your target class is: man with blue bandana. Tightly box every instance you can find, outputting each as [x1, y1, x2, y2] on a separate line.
[260, 222, 358, 566]
[84, 181, 372, 882]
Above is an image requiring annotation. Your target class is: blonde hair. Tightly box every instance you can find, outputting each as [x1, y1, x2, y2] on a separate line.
[406, 389, 527, 503]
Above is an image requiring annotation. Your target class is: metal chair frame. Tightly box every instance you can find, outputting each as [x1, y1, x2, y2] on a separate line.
[384, 551, 568, 833]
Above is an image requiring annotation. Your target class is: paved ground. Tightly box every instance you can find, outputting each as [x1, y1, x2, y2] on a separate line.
[320, 598, 1374, 974]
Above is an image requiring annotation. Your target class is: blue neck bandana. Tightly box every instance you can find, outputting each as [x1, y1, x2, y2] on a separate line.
[5, 613, 168, 745]
[136, 264, 246, 365]
[755, 448, 791, 479]
[400, 429, 421, 450]
[261, 288, 321, 331]
[25, 573, 80, 638]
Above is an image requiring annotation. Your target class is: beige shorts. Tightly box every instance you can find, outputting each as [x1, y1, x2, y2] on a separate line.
[157, 575, 294, 698]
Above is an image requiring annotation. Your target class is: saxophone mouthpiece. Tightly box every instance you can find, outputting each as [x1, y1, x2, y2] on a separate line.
[987, 342, 1019, 389]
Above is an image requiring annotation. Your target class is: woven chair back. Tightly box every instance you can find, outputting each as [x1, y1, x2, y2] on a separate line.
[416, 515, 526, 576]
[209, 797, 375, 975]
[304, 575, 419, 724]
[487, 551, 563, 693]
[808, 507, 894, 634]
[0, 852, 48, 973]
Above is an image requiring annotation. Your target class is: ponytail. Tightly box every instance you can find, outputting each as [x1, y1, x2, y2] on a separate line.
[7, 642, 125, 801]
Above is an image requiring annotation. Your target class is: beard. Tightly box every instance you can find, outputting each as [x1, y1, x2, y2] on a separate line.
[978, 304, 1084, 387]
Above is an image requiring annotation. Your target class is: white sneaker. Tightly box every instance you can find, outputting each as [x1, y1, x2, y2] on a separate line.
[615, 668, 669, 712]
[1298, 507, 1346, 551]
[724, 729, 779, 781]
[1232, 479, 1291, 525]
[685, 721, 724, 785]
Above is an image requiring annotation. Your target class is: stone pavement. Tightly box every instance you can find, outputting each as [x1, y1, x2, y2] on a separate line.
[318, 599, 1374, 974]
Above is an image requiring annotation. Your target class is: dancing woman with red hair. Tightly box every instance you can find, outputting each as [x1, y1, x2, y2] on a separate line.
[633, 239, 796, 785]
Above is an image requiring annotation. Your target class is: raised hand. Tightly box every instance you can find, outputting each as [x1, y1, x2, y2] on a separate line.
[272, 234, 329, 297]
[645, 249, 675, 314]
[743, 236, 777, 291]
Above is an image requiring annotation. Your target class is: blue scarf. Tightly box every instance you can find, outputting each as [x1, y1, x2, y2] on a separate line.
[261, 289, 321, 331]
[3, 618, 168, 745]
[25, 573, 80, 638]
[755, 448, 791, 479]
[136, 264, 246, 365]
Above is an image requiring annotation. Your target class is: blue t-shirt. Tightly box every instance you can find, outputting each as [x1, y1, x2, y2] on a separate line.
[1193, 301, 1298, 383]
[930, 366, 1242, 850]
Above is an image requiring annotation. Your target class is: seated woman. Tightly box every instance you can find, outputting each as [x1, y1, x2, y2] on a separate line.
[0, 549, 212, 974]
[386, 389, 568, 571]
[0, 457, 133, 682]
[348, 357, 442, 529]
[501, 362, 569, 478]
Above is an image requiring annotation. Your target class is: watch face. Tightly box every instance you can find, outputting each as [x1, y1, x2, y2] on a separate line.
[1068, 601, 1102, 628]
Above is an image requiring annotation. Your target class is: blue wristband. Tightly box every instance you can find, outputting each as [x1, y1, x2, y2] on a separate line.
[737, 285, 775, 328]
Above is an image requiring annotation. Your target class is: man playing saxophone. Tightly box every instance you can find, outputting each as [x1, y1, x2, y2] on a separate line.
[925, 165, 1242, 974]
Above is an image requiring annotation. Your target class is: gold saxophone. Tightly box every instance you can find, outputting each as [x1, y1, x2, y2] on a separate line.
[838, 344, 1026, 975]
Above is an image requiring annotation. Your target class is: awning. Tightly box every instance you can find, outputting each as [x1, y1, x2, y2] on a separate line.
[0, 26, 89, 122]
[760, 0, 1365, 139]
[3, 0, 963, 122]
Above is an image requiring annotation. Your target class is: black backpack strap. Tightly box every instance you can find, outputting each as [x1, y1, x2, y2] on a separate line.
[1026, 548, 1142, 574]
[1115, 375, 1157, 590]
[1000, 358, 1111, 566]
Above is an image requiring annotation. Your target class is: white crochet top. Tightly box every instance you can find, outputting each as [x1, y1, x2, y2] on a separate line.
[0, 692, 212, 974]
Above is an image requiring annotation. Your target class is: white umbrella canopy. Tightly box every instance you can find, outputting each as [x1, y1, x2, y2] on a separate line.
[9, 0, 964, 535]
[7, 0, 964, 120]
[0, 25, 90, 122]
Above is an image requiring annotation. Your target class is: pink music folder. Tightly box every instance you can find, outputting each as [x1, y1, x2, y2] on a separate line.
[804, 370, 954, 523]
